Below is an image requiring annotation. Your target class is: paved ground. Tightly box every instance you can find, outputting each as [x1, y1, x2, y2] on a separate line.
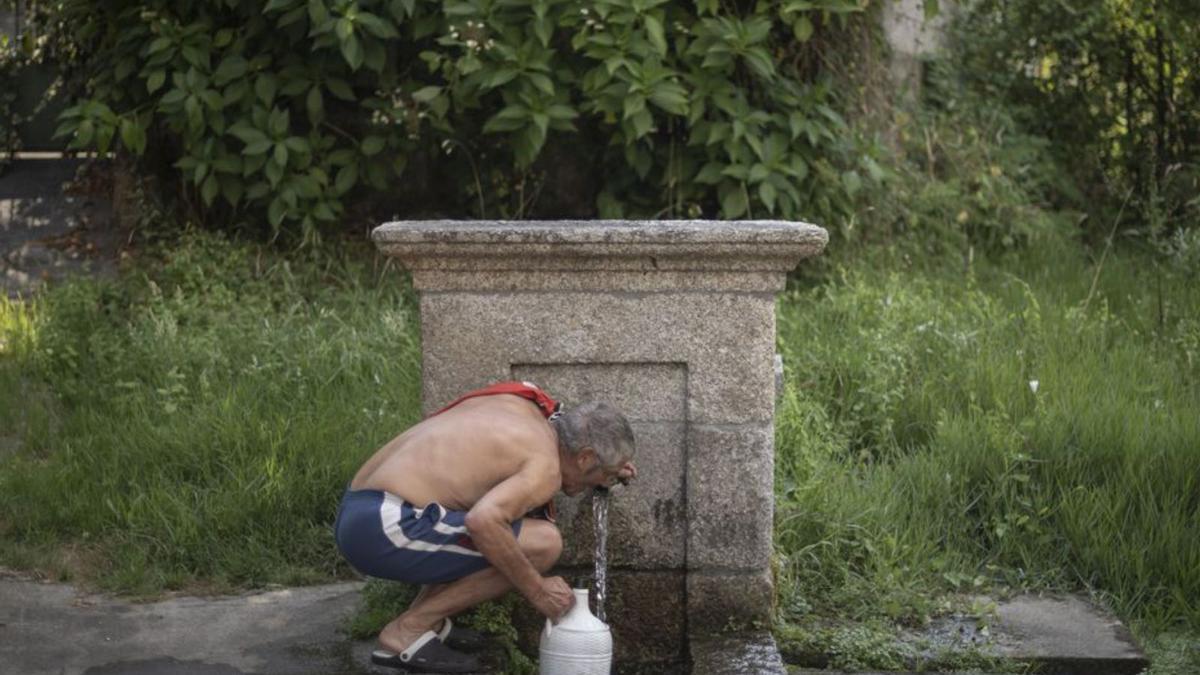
[0, 576, 1152, 675]
[989, 594, 1149, 675]
[0, 578, 373, 675]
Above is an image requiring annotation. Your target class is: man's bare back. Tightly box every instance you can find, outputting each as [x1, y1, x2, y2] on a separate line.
[350, 394, 560, 510]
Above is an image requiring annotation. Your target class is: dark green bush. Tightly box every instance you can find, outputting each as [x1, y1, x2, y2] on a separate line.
[33, 0, 884, 240]
[951, 0, 1200, 239]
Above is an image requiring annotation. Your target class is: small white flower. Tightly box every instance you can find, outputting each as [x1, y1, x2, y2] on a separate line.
[581, 7, 589, 15]
[466, 38, 477, 48]
[1029, 380, 1039, 394]
[1028, 37, 1037, 47]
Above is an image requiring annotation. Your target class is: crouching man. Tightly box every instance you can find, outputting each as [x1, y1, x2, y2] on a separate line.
[334, 381, 637, 673]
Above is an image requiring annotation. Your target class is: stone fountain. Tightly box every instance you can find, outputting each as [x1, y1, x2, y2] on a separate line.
[372, 220, 827, 672]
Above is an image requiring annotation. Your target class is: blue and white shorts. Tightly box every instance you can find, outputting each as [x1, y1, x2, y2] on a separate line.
[333, 488, 523, 585]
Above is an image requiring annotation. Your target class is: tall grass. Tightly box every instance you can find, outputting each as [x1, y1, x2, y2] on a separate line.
[773, 241, 1200, 639]
[0, 230, 423, 594]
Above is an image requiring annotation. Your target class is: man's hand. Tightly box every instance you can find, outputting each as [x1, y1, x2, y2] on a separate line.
[616, 460, 637, 485]
[531, 575, 575, 620]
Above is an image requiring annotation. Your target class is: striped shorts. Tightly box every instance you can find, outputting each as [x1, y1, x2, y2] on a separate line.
[333, 488, 522, 585]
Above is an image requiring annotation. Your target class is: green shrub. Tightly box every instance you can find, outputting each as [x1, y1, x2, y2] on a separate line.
[951, 0, 1200, 239]
[33, 0, 889, 239]
[827, 51, 1083, 259]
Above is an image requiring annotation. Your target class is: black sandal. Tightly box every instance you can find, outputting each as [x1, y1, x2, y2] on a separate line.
[371, 631, 481, 673]
[437, 617, 492, 652]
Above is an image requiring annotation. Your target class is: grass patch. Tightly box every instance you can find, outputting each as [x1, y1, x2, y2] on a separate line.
[0, 229, 423, 594]
[1143, 633, 1200, 675]
[775, 618, 1022, 673]
[773, 239, 1200, 668]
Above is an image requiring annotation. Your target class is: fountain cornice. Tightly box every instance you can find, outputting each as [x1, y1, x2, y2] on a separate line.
[372, 219, 827, 291]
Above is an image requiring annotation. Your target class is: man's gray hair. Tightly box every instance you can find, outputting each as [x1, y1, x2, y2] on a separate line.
[552, 401, 635, 468]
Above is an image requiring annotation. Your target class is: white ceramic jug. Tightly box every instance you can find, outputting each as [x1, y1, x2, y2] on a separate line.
[538, 588, 612, 675]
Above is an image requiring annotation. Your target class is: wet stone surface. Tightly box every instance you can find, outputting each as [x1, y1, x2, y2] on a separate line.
[780, 594, 1149, 675]
[689, 631, 787, 675]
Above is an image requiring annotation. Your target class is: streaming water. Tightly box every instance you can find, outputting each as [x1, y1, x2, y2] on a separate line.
[592, 487, 610, 623]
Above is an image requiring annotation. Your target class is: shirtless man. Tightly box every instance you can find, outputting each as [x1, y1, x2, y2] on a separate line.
[334, 382, 637, 673]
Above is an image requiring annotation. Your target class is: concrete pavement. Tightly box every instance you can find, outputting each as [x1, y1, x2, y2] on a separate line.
[0, 578, 370, 675]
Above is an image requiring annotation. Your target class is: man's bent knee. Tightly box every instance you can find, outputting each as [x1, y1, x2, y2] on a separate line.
[519, 519, 562, 572]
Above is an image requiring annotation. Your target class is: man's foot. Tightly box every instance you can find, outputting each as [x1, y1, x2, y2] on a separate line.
[371, 631, 481, 673]
[436, 617, 493, 652]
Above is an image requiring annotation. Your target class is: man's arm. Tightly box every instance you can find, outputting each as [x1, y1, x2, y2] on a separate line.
[463, 457, 570, 617]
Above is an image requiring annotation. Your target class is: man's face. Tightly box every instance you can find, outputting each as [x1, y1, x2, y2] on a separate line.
[561, 450, 637, 496]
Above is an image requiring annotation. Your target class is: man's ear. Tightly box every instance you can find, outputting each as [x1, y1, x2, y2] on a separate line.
[576, 448, 598, 471]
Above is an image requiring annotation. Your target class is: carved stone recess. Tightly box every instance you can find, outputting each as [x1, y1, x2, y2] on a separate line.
[372, 220, 827, 668]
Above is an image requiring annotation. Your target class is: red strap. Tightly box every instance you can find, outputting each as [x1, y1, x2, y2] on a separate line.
[431, 381, 562, 419]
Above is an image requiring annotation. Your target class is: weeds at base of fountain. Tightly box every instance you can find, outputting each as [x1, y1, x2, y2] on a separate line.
[774, 617, 1025, 673]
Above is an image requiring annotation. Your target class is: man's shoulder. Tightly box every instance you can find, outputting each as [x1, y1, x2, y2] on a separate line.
[502, 417, 558, 457]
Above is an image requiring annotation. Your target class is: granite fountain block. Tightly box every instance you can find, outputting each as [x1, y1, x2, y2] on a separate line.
[373, 220, 827, 671]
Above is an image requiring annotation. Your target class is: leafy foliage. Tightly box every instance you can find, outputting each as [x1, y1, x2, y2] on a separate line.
[952, 0, 1200, 239]
[31, 0, 878, 239]
[850, 59, 1081, 257]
